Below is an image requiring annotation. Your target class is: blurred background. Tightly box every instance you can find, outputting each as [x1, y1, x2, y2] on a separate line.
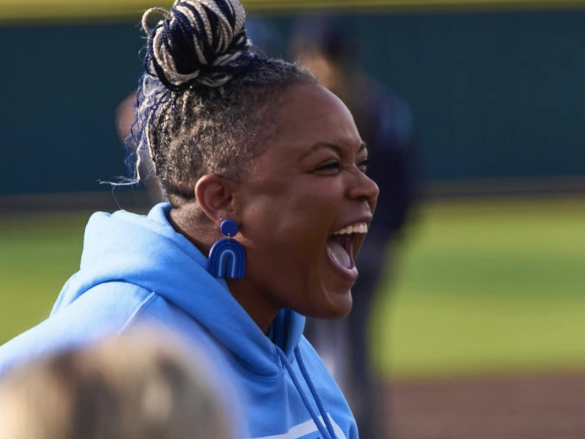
[1, 0, 584, 438]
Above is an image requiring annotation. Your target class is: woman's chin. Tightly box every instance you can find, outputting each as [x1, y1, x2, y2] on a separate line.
[324, 301, 352, 319]
[308, 288, 353, 320]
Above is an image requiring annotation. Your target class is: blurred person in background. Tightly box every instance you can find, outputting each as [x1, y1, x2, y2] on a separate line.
[292, 16, 420, 439]
[0, 1, 379, 437]
[0, 327, 233, 439]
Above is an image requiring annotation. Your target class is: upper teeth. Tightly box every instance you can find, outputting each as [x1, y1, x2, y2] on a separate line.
[333, 223, 368, 235]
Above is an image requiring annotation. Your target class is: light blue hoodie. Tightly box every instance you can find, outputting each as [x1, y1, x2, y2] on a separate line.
[0, 203, 358, 439]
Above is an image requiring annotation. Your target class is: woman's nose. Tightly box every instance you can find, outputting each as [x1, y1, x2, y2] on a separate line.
[348, 171, 379, 204]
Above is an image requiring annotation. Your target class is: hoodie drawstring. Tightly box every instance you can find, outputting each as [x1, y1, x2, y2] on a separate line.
[294, 346, 338, 438]
[276, 347, 338, 439]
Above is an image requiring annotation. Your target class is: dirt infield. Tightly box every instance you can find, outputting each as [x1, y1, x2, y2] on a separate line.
[390, 374, 585, 439]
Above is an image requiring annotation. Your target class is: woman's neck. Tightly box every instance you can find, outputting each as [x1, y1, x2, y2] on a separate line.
[169, 208, 278, 334]
[227, 279, 280, 334]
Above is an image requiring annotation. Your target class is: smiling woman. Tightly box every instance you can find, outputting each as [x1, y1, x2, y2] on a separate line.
[0, 1, 377, 438]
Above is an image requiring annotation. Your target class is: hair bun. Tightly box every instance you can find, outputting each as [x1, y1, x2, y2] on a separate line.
[142, 0, 251, 89]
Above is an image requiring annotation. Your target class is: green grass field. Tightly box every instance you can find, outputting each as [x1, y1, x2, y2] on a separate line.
[1, 197, 584, 380]
[375, 197, 585, 379]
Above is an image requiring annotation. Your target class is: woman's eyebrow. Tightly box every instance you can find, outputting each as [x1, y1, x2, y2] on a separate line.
[300, 141, 367, 159]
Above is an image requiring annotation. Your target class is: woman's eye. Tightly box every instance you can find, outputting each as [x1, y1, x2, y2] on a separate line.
[315, 161, 341, 173]
[358, 158, 370, 172]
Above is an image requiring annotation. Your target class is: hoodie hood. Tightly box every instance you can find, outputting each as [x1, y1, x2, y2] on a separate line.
[54, 203, 305, 377]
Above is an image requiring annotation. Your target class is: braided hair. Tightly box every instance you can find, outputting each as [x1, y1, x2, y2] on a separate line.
[129, 0, 316, 207]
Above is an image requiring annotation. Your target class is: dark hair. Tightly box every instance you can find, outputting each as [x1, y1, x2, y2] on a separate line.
[129, 0, 316, 206]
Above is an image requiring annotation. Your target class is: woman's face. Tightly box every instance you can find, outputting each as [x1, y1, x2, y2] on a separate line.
[235, 84, 378, 319]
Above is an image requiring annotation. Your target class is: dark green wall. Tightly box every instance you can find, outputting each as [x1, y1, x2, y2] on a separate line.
[354, 11, 585, 180]
[1, 10, 584, 195]
[0, 23, 142, 195]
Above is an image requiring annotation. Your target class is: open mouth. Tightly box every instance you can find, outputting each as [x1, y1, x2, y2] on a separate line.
[325, 223, 369, 273]
[327, 234, 355, 270]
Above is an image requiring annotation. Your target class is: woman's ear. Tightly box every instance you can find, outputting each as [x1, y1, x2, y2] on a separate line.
[194, 175, 238, 223]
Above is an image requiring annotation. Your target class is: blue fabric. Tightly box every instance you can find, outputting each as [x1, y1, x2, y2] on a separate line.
[0, 202, 358, 439]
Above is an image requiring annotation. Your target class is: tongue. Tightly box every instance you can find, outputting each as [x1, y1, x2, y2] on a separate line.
[326, 238, 352, 269]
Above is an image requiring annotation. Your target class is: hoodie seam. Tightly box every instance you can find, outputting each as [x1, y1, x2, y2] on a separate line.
[117, 291, 158, 333]
[235, 356, 285, 383]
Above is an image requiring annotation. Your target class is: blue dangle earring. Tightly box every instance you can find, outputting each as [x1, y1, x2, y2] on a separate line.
[207, 219, 246, 279]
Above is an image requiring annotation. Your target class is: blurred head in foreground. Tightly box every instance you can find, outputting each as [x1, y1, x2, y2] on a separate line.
[0, 329, 232, 439]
